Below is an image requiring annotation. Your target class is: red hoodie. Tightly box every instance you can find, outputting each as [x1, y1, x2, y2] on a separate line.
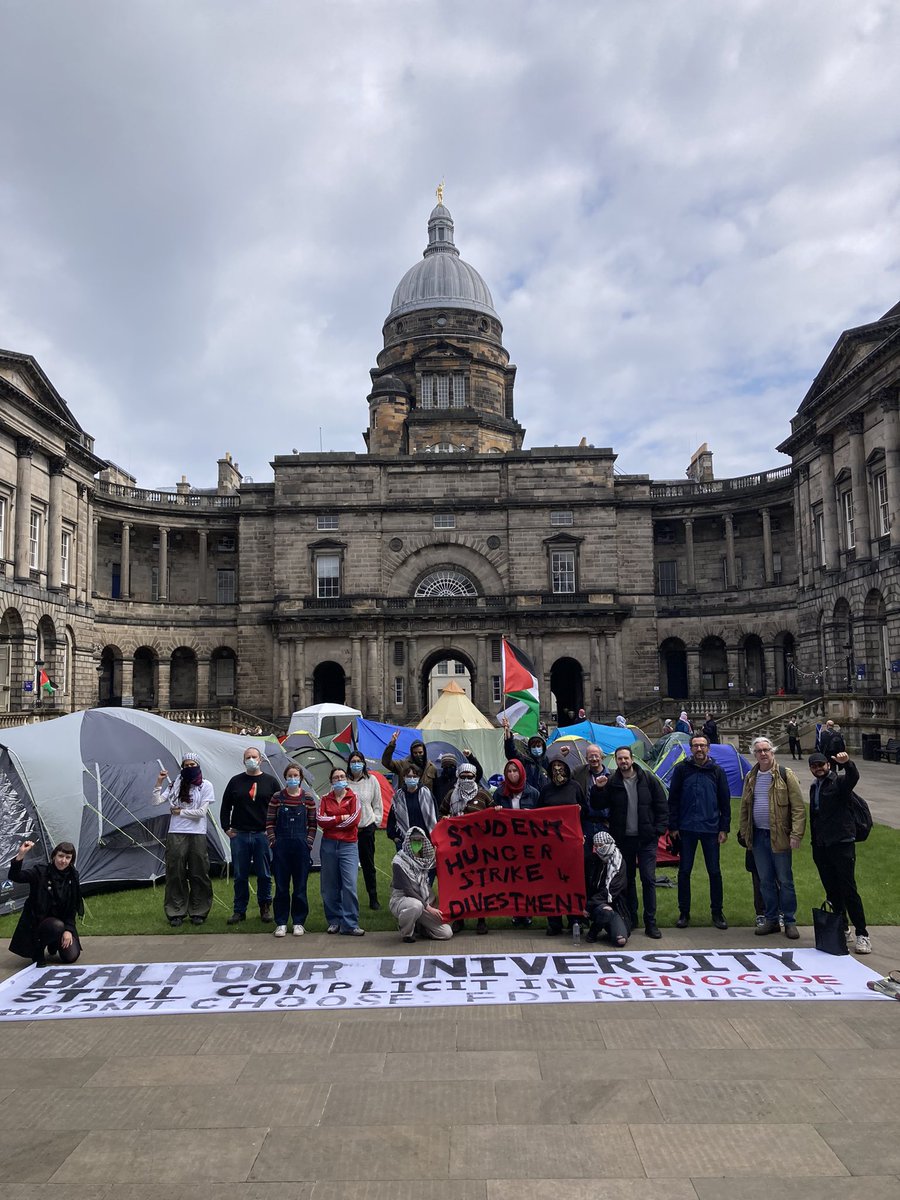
[316, 788, 361, 843]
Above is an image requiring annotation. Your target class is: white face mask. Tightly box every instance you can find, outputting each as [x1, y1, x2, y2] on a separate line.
[245, 758, 260, 772]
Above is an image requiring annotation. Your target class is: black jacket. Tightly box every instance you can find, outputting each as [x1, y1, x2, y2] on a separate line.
[432, 754, 484, 806]
[504, 735, 550, 792]
[809, 760, 860, 848]
[586, 854, 629, 914]
[8, 857, 83, 962]
[606, 764, 669, 846]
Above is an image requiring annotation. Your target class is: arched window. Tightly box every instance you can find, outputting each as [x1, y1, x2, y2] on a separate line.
[414, 570, 478, 598]
[424, 442, 469, 453]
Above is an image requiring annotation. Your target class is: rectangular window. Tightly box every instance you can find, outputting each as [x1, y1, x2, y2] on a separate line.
[215, 656, 235, 698]
[815, 511, 826, 566]
[722, 556, 743, 588]
[393, 640, 405, 666]
[0, 496, 6, 559]
[217, 535, 236, 552]
[433, 513, 455, 529]
[437, 660, 449, 675]
[454, 661, 466, 675]
[550, 510, 574, 526]
[420, 374, 435, 409]
[316, 554, 340, 598]
[316, 515, 339, 531]
[60, 530, 71, 584]
[876, 472, 890, 537]
[491, 638, 502, 663]
[29, 510, 41, 570]
[551, 549, 576, 594]
[436, 375, 450, 409]
[450, 373, 467, 407]
[217, 568, 236, 604]
[151, 566, 159, 602]
[111, 562, 121, 599]
[773, 551, 782, 585]
[657, 560, 677, 595]
[491, 675, 502, 704]
[843, 490, 855, 549]
[394, 676, 405, 705]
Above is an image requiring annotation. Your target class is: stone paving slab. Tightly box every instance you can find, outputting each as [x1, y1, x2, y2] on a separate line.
[601, 1016, 747, 1049]
[486, 1184, 698, 1200]
[493, 1078, 663, 1125]
[660, 1048, 833, 1079]
[51, 1127, 270, 1185]
[83, 1052, 250, 1086]
[323, 1079, 497, 1125]
[0, 1127, 90, 1183]
[817, 1076, 898, 1122]
[382, 1049, 541, 1080]
[311, 1184, 487, 1200]
[815, 1048, 900, 1077]
[691, 1178, 900, 1200]
[449, 1124, 644, 1179]
[648, 1078, 843, 1123]
[236, 1049, 387, 1082]
[815, 1122, 900, 1175]
[250, 1126, 450, 1181]
[630, 1122, 849, 1177]
[726, 1013, 872, 1049]
[538, 1047, 670, 1080]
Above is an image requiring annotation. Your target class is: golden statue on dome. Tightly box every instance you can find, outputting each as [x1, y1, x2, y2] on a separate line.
[436, 180, 444, 205]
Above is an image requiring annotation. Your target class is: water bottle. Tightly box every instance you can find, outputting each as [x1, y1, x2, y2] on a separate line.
[572, 921, 581, 946]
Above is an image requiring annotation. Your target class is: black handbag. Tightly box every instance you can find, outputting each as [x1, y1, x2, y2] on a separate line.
[812, 900, 849, 956]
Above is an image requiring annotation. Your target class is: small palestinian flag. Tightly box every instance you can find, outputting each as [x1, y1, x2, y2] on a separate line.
[39, 669, 56, 695]
[333, 722, 355, 749]
[497, 638, 540, 736]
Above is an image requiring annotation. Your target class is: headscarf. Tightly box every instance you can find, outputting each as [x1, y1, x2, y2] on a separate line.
[396, 825, 435, 900]
[679, 711, 689, 722]
[615, 715, 627, 728]
[591, 831, 623, 903]
[448, 762, 479, 816]
[500, 757, 526, 798]
[179, 752, 203, 789]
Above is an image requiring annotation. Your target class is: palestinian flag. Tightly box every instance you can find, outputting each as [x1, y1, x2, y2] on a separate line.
[498, 638, 540, 736]
[333, 722, 355, 749]
[39, 669, 56, 695]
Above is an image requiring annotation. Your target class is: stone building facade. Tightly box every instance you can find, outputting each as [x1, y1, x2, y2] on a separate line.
[1, 204, 898, 731]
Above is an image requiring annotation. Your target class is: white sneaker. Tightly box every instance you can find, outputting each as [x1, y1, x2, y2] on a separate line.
[755, 915, 766, 928]
[292, 924, 305, 936]
[854, 935, 872, 954]
[273, 925, 288, 938]
[845, 929, 856, 945]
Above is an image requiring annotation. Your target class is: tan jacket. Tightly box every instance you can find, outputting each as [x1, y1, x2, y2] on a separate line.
[739, 764, 806, 852]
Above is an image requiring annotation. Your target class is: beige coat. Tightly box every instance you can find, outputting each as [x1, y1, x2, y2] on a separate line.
[739, 764, 806, 852]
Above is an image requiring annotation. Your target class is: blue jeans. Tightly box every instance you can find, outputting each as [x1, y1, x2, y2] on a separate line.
[752, 826, 797, 924]
[272, 840, 312, 927]
[230, 831, 272, 914]
[677, 831, 724, 916]
[319, 839, 360, 931]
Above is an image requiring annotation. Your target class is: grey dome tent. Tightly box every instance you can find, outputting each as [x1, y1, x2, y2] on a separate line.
[0, 708, 292, 914]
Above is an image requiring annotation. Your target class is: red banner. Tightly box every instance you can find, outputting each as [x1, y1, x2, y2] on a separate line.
[431, 805, 586, 921]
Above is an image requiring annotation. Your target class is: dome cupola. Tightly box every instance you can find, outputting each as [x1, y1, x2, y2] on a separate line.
[388, 203, 498, 320]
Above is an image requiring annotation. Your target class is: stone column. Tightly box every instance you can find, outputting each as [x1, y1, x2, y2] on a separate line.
[764, 643, 778, 695]
[91, 516, 100, 594]
[271, 636, 282, 718]
[77, 485, 88, 603]
[589, 633, 604, 717]
[847, 413, 871, 559]
[686, 646, 701, 699]
[724, 512, 737, 589]
[611, 633, 625, 713]
[816, 434, 839, 570]
[366, 636, 379, 717]
[761, 508, 774, 584]
[197, 658, 210, 709]
[476, 634, 489, 713]
[296, 637, 307, 711]
[879, 390, 900, 550]
[794, 468, 807, 587]
[405, 637, 418, 719]
[13, 438, 35, 580]
[726, 646, 740, 694]
[197, 529, 208, 602]
[120, 656, 134, 707]
[156, 657, 170, 710]
[531, 633, 545, 719]
[120, 521, 131, 599]
[683, 518, 696, 590]
[158, 526, 169, 601]
[47, 457, 66, 590]
[351, 636, 363, 710]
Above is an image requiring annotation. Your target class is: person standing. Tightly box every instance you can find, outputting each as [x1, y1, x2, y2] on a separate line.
[738, 737, 805, 938]
[605, 746, 668, 939]
[701, 713, 719, 744]
[153, 752, 214, 927]
[8, 840, 83, 966]
[432, 749, 485, 811]
[266, 764, 317, 937]
[442, 761, 495, 935]
[808, 750, 871, 954]
[493, 758, 540, 810]
[382, 733, 437, 792]
[538, 759, 586, 936]
[675, 711, 693, 735]
[667, 734, 731, 929]
[501, 716, 551, 792]
[317, 764, 364, 936]
[347, 751, 384, 910]
[786, 717, 802, 760]
[386, 762, 438, 848]
[221, 747, 280, 925]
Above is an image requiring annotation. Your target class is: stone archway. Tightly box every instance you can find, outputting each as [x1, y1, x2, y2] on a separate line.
[659, 637, 688, 699]
[99, 645, 123, 706]
[742, 634, 765, 696]
[0, 608, 26, 713]
[170, 647, 198, 709]
[699, 636, 728, 694]
[550, 656, 584, 725]
[419, 646, 476, 715]
[313, 660, 346, 705]
[133, 647, 158, 709]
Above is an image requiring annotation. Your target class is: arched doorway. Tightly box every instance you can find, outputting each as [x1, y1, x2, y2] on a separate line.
[420, 648, 476, 714]
[0, 607, 25, 713]
[774, 631, 797, 693]
[170, 647, 198, 709]
[99, 646, 123, 706]
[133, 647, 157, 709]
[659, 638, 688, 699]
[36, 616, 57, 702]
[313, 660, 346, 705]
[742, 634, 765, 696]
[550, 656, 584, 725]
[699, 636, 728, 694]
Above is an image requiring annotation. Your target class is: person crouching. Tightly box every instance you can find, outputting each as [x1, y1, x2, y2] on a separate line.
[389, 827, 453, 944]
[586, 831, 631, 947]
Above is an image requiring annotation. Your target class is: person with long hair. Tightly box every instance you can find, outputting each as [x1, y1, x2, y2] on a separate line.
[8, 839, 83, 966]
[266, 763, 318, 937]
[347, 750, 384, 910]
[317, 764, 363, 935]
[153, 752, 214, 927]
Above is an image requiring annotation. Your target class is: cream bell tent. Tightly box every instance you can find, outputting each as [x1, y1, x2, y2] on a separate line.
[419, 681, 494, 731]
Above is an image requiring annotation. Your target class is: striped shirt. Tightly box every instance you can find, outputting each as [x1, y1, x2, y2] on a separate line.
[753, 770, 772, 831]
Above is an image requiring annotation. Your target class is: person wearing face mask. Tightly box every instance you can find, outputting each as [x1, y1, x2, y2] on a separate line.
[442, 761, 495, 935]
[492, 758, 540, 928]
[432, 749, 485, 809]
[382, 733, 437, 792]
[347, 751, 384, 910]
[221, 747, 281, 925]
[585, 831, 630, 947]
[389, 826, 453, 943]
[8, 839, 84, 966]
[538, 758, 586, 936]
[153, 752, 214, 926]
[317, 765, 364, 935]
[500, 716, 551, 792]
[266, 765, 318, 937]
[386, 763, 438, 849]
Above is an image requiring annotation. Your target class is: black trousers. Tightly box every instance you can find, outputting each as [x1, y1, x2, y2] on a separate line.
[587, 903, 630, 944]
[813, 841, 868, 936]
[37, 917, 81, 964]
[788, 736, 802, 759]
[358, 824, 378, 901]
[621, 835, 658, 925]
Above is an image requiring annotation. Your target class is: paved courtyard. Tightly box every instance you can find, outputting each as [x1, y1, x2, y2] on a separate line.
[1, 921, 898, 1199]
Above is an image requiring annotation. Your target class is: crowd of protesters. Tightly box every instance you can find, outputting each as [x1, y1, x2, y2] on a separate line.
[6, 715, 876, 964]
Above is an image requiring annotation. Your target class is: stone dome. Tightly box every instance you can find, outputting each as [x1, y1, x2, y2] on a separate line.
[388, 204, 498, 320]
[369, 372, 408, 397]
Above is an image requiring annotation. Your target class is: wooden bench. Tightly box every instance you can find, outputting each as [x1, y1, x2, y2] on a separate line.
[873, 738, 900, 764]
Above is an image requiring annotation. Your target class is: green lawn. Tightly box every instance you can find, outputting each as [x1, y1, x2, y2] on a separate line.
[3, 802, 898, 939]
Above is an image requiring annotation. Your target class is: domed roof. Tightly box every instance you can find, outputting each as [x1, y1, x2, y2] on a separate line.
[388, 203, 498, 320]
[369, 372, 408, 396]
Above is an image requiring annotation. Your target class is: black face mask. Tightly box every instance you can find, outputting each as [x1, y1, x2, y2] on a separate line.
[441, 765, 455, 775]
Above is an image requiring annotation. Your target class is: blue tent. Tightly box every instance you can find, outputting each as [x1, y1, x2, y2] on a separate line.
[654, 741, 752, 799]
[547, 720, 635, 755]
[353, 718, 423, 765]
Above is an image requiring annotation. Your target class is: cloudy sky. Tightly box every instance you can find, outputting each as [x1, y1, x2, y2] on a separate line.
[2, 1, 898, 487]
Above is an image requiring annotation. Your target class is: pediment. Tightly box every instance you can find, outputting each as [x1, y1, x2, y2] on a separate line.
[415, 342, 473, 365]
[0, 350, 86, 435]
[798, 316, 900, 414]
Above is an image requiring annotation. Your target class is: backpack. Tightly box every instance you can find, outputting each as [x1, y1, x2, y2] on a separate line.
[850, 791, 873, 843]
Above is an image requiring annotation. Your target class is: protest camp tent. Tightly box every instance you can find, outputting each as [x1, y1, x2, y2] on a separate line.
[287, 703, 362, 739]
[419, 681, 495, 731]
[0, 708, 292, 913]
[652, 739, 752, 798]
[547, 720, 635, 755]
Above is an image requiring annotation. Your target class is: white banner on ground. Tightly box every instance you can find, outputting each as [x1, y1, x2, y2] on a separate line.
[0, 947, 887, 1021]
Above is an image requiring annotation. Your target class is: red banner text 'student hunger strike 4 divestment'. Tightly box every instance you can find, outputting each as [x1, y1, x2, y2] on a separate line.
[431, 805, 586, 920]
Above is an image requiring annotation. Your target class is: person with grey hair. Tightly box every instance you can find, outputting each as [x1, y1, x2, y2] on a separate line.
[739, 737, 805, 938]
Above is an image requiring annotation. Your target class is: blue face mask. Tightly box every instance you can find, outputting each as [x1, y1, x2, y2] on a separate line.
[332, 779, 348, 791]
[285, 778, 301, 790]
[404, 776, 419, 789]
[349, 762, 364, 775]
[245, 758, 260, 772]
[530, 746, 543, 758]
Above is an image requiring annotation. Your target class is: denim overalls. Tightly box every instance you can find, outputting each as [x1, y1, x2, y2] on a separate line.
[271, 794, 312, 928]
